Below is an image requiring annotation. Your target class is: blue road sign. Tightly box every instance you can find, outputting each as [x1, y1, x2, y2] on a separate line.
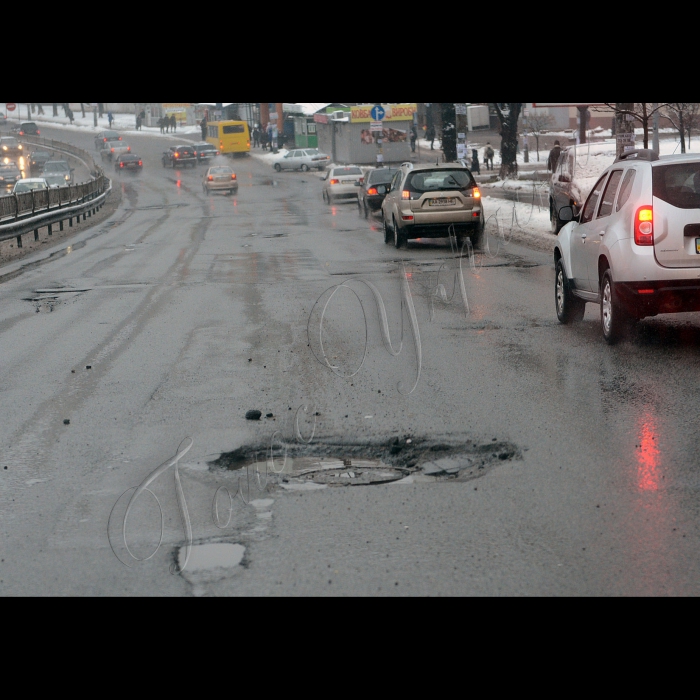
[370, 105, 386, 122]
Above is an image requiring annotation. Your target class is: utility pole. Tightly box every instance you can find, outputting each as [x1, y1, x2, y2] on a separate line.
[615, 102, 635, 158]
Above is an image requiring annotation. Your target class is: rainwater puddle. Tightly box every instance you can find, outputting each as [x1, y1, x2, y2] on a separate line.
[179, 543, 246, 573]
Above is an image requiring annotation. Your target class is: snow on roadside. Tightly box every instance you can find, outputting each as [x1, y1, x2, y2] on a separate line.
[482, 195, 555, 251]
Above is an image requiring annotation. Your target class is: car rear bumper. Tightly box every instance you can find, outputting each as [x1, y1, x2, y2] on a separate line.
[366, 196, 386, 211]
[206, 181, 238, 191]
[401, 222, 482, 239]
[330, 185, 359, 199]
[617, 280, 700, 317]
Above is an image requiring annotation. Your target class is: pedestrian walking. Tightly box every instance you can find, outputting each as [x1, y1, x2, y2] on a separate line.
[67, 108, 74, 125]
[108, 111, 114, 129]
[136, 115, 142, 131]
[170, 115, 177, 133]
[427, 125, 436, 151]
[253, 127, 260, 148]
[200, 117, 208, 141]
[471, 148, 481, 175]
[158, 117, 164, 134]
[267, 124, 274, 151]
[261, 129, 268, 151]
[485, 143, 495, 171]
[548, 140, 562, 173]
[410, 125, 418, 153]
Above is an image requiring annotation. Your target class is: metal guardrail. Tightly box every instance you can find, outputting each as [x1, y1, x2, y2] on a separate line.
[0, 134, 111, 246]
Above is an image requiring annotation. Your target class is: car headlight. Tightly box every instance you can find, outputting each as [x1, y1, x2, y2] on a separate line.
[0, 177, 4, 181]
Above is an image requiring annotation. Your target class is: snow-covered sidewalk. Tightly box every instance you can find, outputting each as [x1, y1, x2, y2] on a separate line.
[4, 111, 200, 141]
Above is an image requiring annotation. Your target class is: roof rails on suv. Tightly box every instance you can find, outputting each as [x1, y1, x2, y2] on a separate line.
[615, 149, 660, 164]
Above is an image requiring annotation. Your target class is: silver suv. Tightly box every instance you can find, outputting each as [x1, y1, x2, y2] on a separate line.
[381, 163, 483, 249]
[555, 149, 700, 343]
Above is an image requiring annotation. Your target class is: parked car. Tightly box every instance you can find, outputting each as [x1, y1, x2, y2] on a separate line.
[13, 178, 48, 194]
[12, 122, 40, 136]
[554, 150, 700, 343]
[357, 167, 400, 218]
[381, 163, 483, 249]
[193, 142, 219, 163]
[94, 130, 122, 150]
[101, 142, 131, 162]
[42, 160, 73, 184]
[28, 150, 52, 175]
[203, 165, 238, 195]
[115, 154, 143, 172]
[274, 148, 331, 172]
[1, 137, 23, 157]
[550, 141, 618, 234]
[162, 145, 197, 168]
[0, 161, 22, 189]
[322, 166, 364, 204]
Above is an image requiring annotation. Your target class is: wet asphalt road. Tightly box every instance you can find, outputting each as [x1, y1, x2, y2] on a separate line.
[1, 126, 700, 596]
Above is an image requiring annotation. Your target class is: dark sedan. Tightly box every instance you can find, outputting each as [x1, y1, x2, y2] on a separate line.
[29, 150, 52, 175]
[193, 142, 219, 163]
[0, 161, 22, 189]
[115, 154, 143, 172]
[357, 167, 400, 218]
[12, 122, 40, 136]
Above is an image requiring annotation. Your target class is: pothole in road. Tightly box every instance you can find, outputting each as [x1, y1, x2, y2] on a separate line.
[210, 436, 520, 487]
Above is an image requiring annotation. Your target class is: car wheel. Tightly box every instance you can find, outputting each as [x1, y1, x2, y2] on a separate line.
[550, 203, 563, 235]
[274, 163, 282, 173]
[555, 259, 586, 324]
[600, 269, 633, 344]
[394, 218, 406, 249]
[363, 202, 369, 220]
[383, 215, 392, 244]
[301, 164, 310, 172]
[358, 198, 364, 218]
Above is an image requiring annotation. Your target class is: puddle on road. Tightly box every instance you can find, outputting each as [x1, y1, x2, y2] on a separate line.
[211, 436, 520, 488]
[178, 543, 246, 573]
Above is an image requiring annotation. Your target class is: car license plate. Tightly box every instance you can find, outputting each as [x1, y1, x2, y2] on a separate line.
[696, 238, 700, 254]
[342, 180, 355, 185]
[429, 198, 456, 207]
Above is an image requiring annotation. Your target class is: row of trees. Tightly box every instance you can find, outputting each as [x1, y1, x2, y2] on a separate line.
[436, 103, 700, 179]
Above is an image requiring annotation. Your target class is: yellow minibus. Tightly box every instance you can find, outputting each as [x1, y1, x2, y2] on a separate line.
[206, 121, 251, 156]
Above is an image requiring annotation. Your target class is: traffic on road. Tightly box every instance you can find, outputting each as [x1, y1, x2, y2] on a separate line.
[2, 104, 700, 599]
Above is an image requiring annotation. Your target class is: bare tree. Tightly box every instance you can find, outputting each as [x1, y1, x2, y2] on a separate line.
[603, 103, 669, 150]
[492, 103, 523, 179]
[524, 112, 555, 162]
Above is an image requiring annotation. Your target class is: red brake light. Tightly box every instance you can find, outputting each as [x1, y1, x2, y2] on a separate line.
[330, 179, 340, 185]
[174, 153, 179, 158]
[208, 175, 214, 181]
[103, 138, 107, 142]
[127, 147, 131, 152]
[111, 148, 115, 152]
[231, 174, 237, 180]
[402, 190, 411, 200]
[367, 187, 379, 196]
[120, 163, 124, 168]
[638, 289, 655, 295]
[635, 206, 654, 246]
[138, 161, 142, 166]
[19, 131, 24, 135]
[472, 187, 481, 199]
[36, 130, 39, 135]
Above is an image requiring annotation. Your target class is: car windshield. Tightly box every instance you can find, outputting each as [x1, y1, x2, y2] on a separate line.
[15, 182, 45, 192]
[120, 155, 139, 161]
[103, 132, 119, 139]
[210, 167, 232, 175]
[369, 169, 399, 185]
[408, 169, 475, 193]
[334, 168, 363, 177]
[653, 162, 700, 210]
[198, 144, 216, 150]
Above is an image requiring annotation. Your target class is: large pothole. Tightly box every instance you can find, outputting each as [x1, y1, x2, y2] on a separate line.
[210, 436, 520, 487]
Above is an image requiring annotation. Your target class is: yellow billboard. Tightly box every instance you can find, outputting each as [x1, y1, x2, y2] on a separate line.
[351, 104, 417, 123]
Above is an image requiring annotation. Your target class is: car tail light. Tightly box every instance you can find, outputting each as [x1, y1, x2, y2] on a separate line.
[36, 130, 39, 135]
[247, 142, 251, 148]
[368, 187, 379, 196]
[472, 187, 481, 199]
[111, 148, 115, 152]
[638, 289, 655, 295]
[120, 163, 124, 168]
[635, 206, 654, 246]
[208, 175, 214, 181]
[138, 161, 142, 166]
[118, 137, 122, 141]
[330, 179, 340, 185]
[231, 174, 237, 180]
[402, 215, 414, 221]
[127, 147, 131, 152]
[174, 153, 179, 158]
[19, 131, 24, 136]
[103, 138, 108, 142]
[402, 190, 411, 200]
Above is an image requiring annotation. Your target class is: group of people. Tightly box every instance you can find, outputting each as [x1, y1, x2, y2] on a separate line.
[251, 124, 284, 151]
[157, 115, 179, 134]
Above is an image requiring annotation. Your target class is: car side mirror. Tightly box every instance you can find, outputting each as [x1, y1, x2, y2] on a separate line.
[559, 206, 576, 223]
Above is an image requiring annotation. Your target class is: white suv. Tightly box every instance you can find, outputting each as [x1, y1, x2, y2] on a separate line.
[555, 149, 700, 343]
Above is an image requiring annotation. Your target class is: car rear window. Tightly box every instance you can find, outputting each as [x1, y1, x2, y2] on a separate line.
[407, 169, 476, 193]
[210, 167, 232, 174]
[335, 167, 363, 176]
[368, 169, 399, 185]
[44, 163, 69, 172]
[223, 125, 246, 135]
[653, 163, 700, 209]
